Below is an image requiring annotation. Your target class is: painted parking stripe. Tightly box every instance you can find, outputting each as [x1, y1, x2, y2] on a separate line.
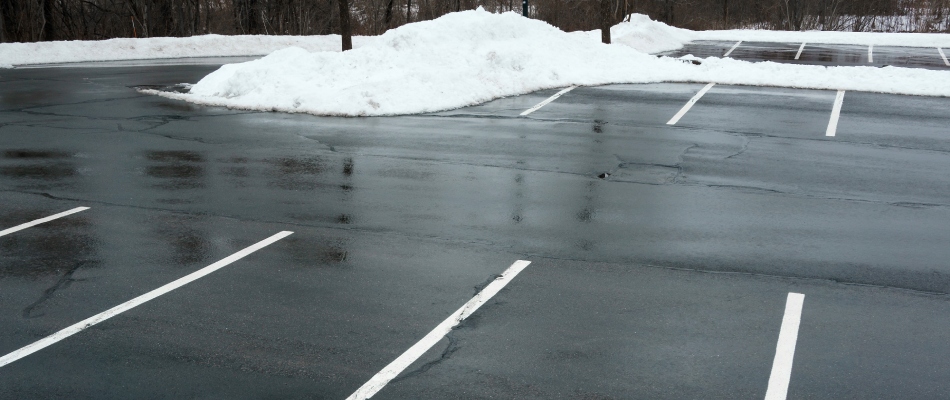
[346, 260, 532, 400]
[939, 47, 950, 67]
[0, 230, 293, 369]
[0, 207, 90, 238]
[667, 83, 716, 126]
[724, 41, 742, 57]
[764, 292, 806, 400]
[521, 86, 576, 116]
[795, 43, 806, 60]
[868, 45, 874, 63]
[826, 90, 846, 137]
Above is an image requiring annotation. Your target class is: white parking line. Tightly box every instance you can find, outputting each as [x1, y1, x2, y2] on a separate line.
[764, 292, 805, 400]
[939, 47, 950, 66]
[826, 90, 846, 137]
[520, 86, 576, 116]
[868, 45, 874, 63]
[724, 41, 742, 57]
[0, 230, 293, 369]
[666, 83, 716, 126]
[346, 260, 532, 400]
[795, 43, 806, 60]
[0, 207, 90, 238]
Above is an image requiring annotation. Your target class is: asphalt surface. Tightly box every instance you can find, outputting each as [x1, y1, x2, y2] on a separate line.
[2, 44, 950, 399]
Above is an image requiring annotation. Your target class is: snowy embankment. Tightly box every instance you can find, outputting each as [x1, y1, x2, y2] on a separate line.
[0, 34, 372, 68]
[4, 13, 949, 67]
[598, 14, 950, 52]
[149, 9, 950, 116]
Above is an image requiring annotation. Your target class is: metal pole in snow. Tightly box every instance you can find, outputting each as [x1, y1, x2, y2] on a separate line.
[522, 0, 528, 17]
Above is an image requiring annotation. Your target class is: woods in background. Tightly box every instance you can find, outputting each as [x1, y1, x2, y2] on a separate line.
[2, 0, 949, 43]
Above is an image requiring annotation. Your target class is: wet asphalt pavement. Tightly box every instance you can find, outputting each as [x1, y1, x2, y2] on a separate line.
[662, 40, 950, 70]
[2, 45, 950, 399]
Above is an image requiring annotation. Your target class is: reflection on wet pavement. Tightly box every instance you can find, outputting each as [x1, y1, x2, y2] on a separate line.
[150, 215, 212, 266]
[268, 156, 327, 190]
[0, 149, 79, 189]
[0, 210, 98, 280]
[144, 150, 206, 190]
[282, 236, 349, 266]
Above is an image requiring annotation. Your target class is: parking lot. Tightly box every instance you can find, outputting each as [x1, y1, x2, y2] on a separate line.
[2, 43, 950, 398]
[662, 40, 950, 69]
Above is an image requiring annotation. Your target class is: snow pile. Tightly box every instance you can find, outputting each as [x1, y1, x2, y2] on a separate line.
[165, 9, 690, 116]
[0, 34, 372, 67]
[599, 14, 694, 54]
[154, 8, 950, 116]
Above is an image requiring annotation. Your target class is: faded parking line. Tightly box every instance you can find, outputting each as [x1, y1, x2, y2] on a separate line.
[0, 230, 293, 368]
[521, 86, 576, 116]
[0, 207, 90, 238]
[795, 43, 806, 60]
[724, 41, 742, 57]
[939, 47, 949, 67]
[346, 260, 532, 400]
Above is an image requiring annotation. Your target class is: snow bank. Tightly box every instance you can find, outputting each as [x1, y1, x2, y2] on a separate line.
[697, 29, 950, 48]
[581, 13, 950, 54]
[594, 14, 694, 54]
[5, 12, 950, 68]
[155, 8, 950, 117]
[161, 9, 692, 116]
[0, 34, 372, 67]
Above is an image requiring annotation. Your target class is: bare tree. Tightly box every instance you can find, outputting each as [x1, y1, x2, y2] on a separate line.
[339, 0, 353, 50]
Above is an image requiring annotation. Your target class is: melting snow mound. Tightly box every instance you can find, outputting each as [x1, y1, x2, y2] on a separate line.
[160, 8, 950, 116]
[172, 9, 694, 116]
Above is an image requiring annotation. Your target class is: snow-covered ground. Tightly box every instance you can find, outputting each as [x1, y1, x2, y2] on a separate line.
[5, 9, 950, 116]
[0, 34, 373, 68]
[4, 12, 950, 68]
[145, 9, 950, 116]
[600, 14, 950, 52]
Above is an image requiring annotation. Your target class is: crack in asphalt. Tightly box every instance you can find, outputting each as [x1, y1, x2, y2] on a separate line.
[22, 260, 88, 319]
[527, 254, 950, 298]
[724, 135, 752, 159]
[390, 333, 460, 384]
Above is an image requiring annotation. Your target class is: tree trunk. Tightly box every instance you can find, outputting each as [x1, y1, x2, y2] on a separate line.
[600, 0, 611, 43]
[1, 0, 17, 42]
[247, 0, 260, 34]
[723, 0, 729, 25]
[384, 0, 395, 27]
[338, 0, 352, 51]
[43, 0, 55, 41]
[406, 0, 411, 23]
